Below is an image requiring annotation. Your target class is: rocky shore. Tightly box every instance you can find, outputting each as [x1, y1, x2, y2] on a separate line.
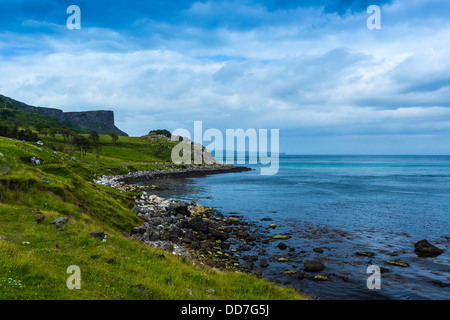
[94, 163, 252, 189]
[127, 192, 266, 270]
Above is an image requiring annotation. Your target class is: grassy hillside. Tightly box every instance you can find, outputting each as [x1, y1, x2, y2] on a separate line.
[0, 135, 305, 300]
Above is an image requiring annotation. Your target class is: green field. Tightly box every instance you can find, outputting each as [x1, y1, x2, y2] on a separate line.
[0, 134, 307, 300]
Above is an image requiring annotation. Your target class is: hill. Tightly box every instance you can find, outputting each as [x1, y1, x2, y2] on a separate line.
[0, 131, 305, 300]
[0, 94, 127, 136]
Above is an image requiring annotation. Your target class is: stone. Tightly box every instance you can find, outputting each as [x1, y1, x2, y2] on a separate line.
[387, 259, 410, 267]
[277, 242, 288, 250]
[272, 235, 291, 240]
[0, 235, 8, 241]
[259, 259, 269, 268]
[156, 252, 166, 260]
[90, 230, 105, 240]
[314, 275, 331, 281]
[313, 248, 324, 253]
[414, 239, 444, 257]
[304, 260, 326, 272]
[35, 215, 45, 224]
[51, 217, 69, 228]
[356, 251, 375, 257]
[206, 289, 216, 295]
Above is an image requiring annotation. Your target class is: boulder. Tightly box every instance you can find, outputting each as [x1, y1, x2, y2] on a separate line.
[414, 239, 444, 257]
[276, 242, 288, 250]
[259, 259, 269, 268]
[51, 217, 69, 228]
[90, 230, 105, 240]
[304, 260, 326, 272]
[35, 215, 45, 224]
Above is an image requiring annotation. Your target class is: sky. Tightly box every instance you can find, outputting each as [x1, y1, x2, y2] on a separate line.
[1, 0, 450, 154]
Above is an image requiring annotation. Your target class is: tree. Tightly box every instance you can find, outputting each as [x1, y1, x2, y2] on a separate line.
[109, 132, 119, 143]
[89, 130, 99, 143]
[73, 135, 92, 162]
[149, 129, 171, 138]
[92, 141, 102, 163]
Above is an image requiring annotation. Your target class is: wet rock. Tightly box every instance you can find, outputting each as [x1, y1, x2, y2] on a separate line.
[314, 275, 331, 281]
[278, 257, 289, 262]
[285, 270, 297, 275]
[313, 248, 324, 253]
[90, 230, 105, 240]
[277, 242, 288, 250]
[414, 239, 444, 257]
[51, 217, 69, 228]
[304, 260, 326, 272]
[254, 270, 263, 277]
[269, 223, 277, 229]
[297, 271, 305, 280]
[356, 251, 375, 257]
[272, 235, 292, 240]
[386, 259, 410, 267]
[186, 217, 209, 233]
[259, 259, 269, 268]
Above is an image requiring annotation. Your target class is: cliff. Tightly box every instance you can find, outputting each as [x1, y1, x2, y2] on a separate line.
[0, 94, 128, 136]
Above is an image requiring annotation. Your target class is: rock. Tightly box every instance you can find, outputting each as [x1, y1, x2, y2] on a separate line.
[386, 259, 410, 267]
[254, 270, 263, 277]
[356, 251, 375, 257]
[313, 248, 324, 253]
[90, 230, 105, 240]
[314, 275, 331, 281]
[51, 217, 69, 228]
[206, 289, 216, 295]
[276, 242, 288, 250]
[186, 217, 209, 233]
[272, 235, 291, 240]
[414, 239, 444, 257]
[278, 257, 289, 262]
[285, 270, 297, 275]
[297, 271, 305, 280]
[304, 260, 326, 272]
[0, 235, 8, 241]
[35, 215, 45, 224]
[259, 259, 269, 268]
[156, 252, 166, 260]
[269, 223, 277, 229]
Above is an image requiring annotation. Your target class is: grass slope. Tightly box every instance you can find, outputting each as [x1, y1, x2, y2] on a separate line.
[0, 135, 305, 300]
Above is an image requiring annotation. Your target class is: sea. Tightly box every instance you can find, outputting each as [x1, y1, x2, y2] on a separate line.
[142, 155, 450, 300]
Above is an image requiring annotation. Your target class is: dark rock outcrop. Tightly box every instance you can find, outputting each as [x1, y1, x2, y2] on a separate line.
[414, 239, 444, 257]
[0, 94, 127, 136]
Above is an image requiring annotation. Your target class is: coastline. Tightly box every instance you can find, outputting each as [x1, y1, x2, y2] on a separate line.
[95, 163, 252, 188]
[94, 164, 301, 291]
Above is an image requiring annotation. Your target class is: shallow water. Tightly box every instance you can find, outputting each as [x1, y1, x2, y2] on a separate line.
[141, 155, 450, 300]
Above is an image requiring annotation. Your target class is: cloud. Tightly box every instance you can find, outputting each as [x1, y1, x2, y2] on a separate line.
[0, 0, 449, 153]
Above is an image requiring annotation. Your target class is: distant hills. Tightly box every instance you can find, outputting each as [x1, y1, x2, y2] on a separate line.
[0, 94, 128, 136]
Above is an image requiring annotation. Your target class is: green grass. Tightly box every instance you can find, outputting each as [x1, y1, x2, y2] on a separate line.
[0, 135, 307, 300]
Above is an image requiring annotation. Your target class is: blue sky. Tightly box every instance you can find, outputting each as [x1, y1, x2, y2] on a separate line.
[1, 0, 450, 154]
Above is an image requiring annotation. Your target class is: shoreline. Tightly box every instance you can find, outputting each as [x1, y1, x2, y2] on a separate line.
[94, 163, 252, 188]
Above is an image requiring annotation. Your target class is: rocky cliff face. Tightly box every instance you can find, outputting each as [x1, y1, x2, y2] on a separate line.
[0, 94, 128, 136]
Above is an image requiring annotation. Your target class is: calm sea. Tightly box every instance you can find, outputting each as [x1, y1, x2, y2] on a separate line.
[145, 155, 450, 300]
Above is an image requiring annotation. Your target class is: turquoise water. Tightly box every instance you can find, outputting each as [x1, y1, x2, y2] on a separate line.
[147, 155, 450, 299]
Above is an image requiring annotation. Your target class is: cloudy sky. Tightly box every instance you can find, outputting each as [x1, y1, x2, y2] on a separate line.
[1, 0, 450, 154]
